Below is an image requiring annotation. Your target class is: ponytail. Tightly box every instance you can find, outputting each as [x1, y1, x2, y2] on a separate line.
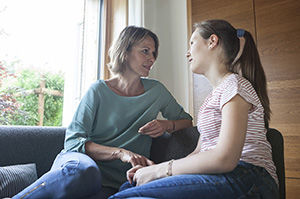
[234, 31, 271, 128]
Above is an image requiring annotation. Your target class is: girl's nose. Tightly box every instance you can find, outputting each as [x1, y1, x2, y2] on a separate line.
[186, 50, 191, 58]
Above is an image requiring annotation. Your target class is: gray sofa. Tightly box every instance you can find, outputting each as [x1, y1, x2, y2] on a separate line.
[0, 126, 285, 198]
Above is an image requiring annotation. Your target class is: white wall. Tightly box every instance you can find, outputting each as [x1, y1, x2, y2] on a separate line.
[143, 0, 191, 114]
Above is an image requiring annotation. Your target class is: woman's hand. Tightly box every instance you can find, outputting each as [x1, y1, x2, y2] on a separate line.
[138, 119, 172, 138]
[127, 163, 167, 186]
[113, 149, 154, 167]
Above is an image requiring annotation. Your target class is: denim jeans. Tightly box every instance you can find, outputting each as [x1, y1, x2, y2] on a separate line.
[109, 161, 279, 199]
[12, 152, 116, 199]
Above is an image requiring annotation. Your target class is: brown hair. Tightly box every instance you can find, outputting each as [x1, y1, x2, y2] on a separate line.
[107, 26, 159, 76]
[194, 19, 271, 128]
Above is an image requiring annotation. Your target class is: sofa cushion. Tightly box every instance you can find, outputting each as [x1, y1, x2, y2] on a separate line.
[150, 126, 199, 163]
[0, 163, 37, 198]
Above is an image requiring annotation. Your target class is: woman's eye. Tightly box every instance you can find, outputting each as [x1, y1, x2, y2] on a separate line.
[142, 49, 149, 54]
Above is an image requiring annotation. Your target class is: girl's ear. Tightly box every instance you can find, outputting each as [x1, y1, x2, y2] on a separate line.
[208, 34, 219, 50]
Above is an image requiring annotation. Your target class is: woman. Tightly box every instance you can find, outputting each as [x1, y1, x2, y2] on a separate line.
[12, 26, 192, 199]
[109, 20, 279, 199]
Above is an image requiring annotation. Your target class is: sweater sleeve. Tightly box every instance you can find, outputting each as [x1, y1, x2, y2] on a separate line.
[63, 85, 99, 153]
[158, 82, 192, 121]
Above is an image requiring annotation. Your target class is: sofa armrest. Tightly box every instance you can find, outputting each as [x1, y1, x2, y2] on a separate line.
[150, 126, 199, 163]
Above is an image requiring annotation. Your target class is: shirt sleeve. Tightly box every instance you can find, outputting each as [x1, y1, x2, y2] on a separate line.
[220, 79, 259, 112]
[63, 85, 99, 153]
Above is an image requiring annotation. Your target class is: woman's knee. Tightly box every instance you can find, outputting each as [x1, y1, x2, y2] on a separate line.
[54, 152, 101, 183]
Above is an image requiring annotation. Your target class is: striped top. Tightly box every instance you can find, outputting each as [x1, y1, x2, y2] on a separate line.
[197, 73, 278, 186]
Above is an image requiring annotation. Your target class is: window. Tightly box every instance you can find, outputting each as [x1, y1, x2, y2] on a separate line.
[0, 0, 102, 126]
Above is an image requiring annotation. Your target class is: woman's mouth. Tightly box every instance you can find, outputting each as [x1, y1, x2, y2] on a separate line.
[143, 65, 151, 70]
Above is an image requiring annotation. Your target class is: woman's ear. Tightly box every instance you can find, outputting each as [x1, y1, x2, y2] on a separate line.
[208, 34, 219, 50]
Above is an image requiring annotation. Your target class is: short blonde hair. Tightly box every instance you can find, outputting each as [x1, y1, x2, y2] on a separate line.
[107, 26, 159, 76]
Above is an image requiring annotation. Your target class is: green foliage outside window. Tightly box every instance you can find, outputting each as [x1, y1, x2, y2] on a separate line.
[0, 61, 64, 126]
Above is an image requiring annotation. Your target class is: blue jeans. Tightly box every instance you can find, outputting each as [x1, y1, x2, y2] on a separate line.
[12, 152, 117, 199]
[109, 161, 279, 199]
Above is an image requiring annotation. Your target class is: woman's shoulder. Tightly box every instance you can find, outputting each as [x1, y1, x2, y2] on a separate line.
[141, 77, 159, 84]
[141, 78, 165, 89]
[84, 79, 110, 95]
[90, 79, 106, 89]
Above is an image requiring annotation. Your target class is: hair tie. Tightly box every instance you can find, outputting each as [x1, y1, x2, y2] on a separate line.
[237, 29, 245, 37]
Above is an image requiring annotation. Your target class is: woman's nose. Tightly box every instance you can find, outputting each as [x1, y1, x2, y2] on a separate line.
[148, 54, 155, 64]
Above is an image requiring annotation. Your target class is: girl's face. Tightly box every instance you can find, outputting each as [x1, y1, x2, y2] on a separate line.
[125, 36, 156, 77]
[186, 30, 210, 74]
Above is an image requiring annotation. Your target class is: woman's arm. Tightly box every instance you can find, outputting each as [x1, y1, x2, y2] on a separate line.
[138, 119, 193, 138]
[130, 95, 251, 185]
[85, 141, 154, 167]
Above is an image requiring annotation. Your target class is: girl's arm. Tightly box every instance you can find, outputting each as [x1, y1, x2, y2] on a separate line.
[173, 94, 251, 174]
[131, 94, 251, 185]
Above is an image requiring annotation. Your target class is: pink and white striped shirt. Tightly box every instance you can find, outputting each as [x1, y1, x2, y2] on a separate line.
[197, 73, 278, 185]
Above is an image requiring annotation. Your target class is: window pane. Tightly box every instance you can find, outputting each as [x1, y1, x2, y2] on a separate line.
[0, 0, 85, 126]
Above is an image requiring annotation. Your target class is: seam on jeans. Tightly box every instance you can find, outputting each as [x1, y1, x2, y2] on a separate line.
[19, 182, 46, 199]
[19, 161, 82, 198]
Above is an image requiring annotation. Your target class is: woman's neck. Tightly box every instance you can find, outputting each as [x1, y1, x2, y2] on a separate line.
[106, 75, 145, 97]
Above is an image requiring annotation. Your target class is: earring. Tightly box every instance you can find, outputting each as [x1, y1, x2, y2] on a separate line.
[208, 45, 212, 50]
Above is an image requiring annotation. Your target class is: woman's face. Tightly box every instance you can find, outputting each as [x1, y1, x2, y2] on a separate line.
[125, 36, 156, 77]
[186, 30, 209, 74]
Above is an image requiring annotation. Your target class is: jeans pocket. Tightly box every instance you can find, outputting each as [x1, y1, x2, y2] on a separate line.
[238, 184, 261, 199]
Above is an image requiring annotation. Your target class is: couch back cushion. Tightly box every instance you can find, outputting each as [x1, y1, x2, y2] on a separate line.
[150, 126, 199, 163]
[0, 126, 66, 177]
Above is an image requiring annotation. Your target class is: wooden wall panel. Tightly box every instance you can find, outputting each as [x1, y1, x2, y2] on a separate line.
[191, 0, 255, 35]
[255, 0, 300, 198]
[286, 178, 300, 199]
[190, 0, 300, 198]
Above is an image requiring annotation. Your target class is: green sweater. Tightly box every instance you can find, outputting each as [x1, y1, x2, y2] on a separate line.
[64, 78, 192, 189]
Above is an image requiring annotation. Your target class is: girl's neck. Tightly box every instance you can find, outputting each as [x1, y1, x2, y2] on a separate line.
[205, 66, 231, 90]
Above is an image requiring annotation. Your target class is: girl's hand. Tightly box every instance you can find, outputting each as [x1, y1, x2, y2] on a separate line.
[127, 165, 143, 184]
[128, 163, 167, 186]
[138, 119, 172, 138]
[113, 149, 154, 167]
